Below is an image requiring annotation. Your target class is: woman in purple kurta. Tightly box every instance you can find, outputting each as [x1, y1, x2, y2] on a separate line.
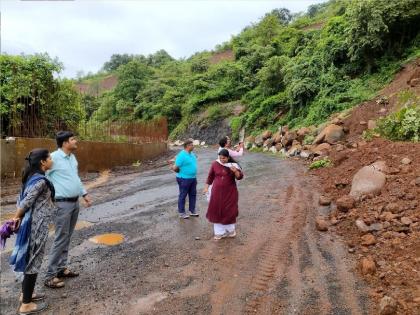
[204, 149, 243, 240]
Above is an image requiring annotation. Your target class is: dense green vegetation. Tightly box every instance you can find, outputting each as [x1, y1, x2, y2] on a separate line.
[2, 0, 419, 140]
[84, 0, 419, 139]
[0, 54, 84, 136]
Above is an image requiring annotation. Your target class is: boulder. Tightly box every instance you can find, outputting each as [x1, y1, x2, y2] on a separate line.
[272, 131, 282, 144]
[174, 140, 183, 146]
[281, 131, 297, 147]
[371, 161, 388, 173]
[193, 139, 200, 146]
[336, 195, 355, 212]
[313, 124, 344, 144]
[262, 130, 272, 140]
[255, 135, 264, 147]
[263, 138, 274, 148]
[296, 127, 311, 142]
[315, 217, 329, 231]
[313, 143, 331, 155]
[287, 141, 302, 157]
[299, 150, 313, 159]
[200, 141, 206, 146]
[280, 125, 289, 135]
[360, 256, 376, 275]
[379, 296, 397, 315]
[350, 164, 386, 198]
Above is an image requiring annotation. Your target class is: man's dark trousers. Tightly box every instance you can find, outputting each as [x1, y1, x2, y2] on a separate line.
[176, 177, 197, 214]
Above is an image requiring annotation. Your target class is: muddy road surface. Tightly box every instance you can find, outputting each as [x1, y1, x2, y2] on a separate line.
[1, 148, 372, 315]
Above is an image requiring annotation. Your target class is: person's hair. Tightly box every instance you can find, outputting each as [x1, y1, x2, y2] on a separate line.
[22, 148, 50, 185]
[183, 140, 193, 148]
[219, 137, 228, 148]
[56, 131, 74, 148]
[218, 148, 240, 166]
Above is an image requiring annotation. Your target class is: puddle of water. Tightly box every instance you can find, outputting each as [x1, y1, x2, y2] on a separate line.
[88, 233, 124, 245]
[130, 292, 168, 313]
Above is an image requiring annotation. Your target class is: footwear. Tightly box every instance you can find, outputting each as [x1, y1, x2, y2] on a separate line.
[19, 301, 48, 314]
[57, 268, 79, 278]
[227, 230, 236, 238]
[179, 213, 190, 219]
[189, 212, 199, 217]
[214, 234, 226, 240]
[44, 277, 64, 289]
[19, 293, 45, 303]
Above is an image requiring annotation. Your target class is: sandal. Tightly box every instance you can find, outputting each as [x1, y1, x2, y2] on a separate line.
[19, 301, 48, 314]
[44, 277, 64, 289]
[19, 293, 45, 302]
[57, 269, 79, 278]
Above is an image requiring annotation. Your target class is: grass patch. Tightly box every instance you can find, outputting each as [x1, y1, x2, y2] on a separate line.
[309, 158, 332, 169]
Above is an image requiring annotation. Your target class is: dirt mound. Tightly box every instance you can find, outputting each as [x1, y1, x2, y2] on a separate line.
[343, 60, 420, 142]
[311, 59, 420, 314]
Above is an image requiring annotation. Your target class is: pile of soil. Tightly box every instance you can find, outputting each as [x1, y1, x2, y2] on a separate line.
[310, 59, 420, 314]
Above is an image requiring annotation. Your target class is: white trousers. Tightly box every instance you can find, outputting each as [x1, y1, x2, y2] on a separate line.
[214, 223, 235, 236]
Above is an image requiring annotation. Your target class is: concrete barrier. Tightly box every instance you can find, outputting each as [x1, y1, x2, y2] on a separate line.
[1, 138, 167, 177]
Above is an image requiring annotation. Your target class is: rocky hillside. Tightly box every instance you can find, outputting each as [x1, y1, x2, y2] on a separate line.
[240, 59, 419, 315]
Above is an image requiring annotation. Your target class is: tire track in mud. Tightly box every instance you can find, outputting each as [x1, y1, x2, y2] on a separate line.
[242, 183, 371, 315]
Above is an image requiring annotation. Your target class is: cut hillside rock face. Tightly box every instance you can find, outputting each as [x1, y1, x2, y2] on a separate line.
[313, 124, 344, 145]
[179, 118, 231, 145]
[350, 163, 386, 198]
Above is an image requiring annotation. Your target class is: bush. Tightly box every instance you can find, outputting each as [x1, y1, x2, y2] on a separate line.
[377, 104, 420, 142]
[309, 158, 332, 169]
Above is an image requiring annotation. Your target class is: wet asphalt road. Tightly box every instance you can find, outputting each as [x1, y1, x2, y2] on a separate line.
[0, 148, 372, 315]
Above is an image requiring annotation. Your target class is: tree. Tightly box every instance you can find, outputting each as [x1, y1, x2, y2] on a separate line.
[102, 54, 135, 72]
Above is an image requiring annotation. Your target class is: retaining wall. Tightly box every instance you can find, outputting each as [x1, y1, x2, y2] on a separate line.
[1, 138, 167, 177]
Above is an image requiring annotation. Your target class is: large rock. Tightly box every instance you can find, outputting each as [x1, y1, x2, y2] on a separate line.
[296, 127, 311, 142]
[262, 130, 272, 140]
[193, 139, 200, 146]
[379, 296, 397, 315]
[313, 124, 344, 144]
[263, 138, 274, 148]
[272, 131, 282, 144]
[281, 131, 297, 147]
[350, 164, 386, 198]
[255, 135, 264, 147]
[313, 143, 331, 155]
[287, 141, 302, 157]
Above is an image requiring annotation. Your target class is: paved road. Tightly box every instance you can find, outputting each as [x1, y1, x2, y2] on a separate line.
[0, 148, 371, 315]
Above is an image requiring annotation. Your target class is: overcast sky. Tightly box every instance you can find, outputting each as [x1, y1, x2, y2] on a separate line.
[1, 0, 326, 78]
